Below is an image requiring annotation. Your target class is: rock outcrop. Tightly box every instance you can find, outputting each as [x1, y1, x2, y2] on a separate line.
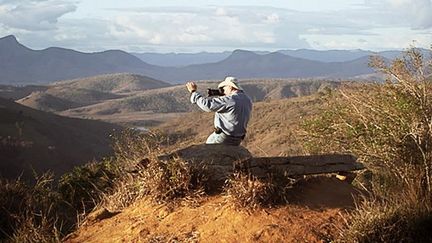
[158, 144, 365, 187]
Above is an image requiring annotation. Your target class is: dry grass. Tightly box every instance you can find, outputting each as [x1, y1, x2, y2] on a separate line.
[0, 173, 64, 242]
[223, 172, 295, 211]
[98, 130, 210, 212]
[100, 155, 210, 211]
[338, 193, 432, 242]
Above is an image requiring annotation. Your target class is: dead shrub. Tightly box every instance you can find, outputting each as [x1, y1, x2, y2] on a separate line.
[224, 172, 294, 211]
[100, 156, 209, 210]
[338, 194, 432, 243]
[112, 129, 176, 167]
[138, 156, 208, 203]
[99, 130, 210, 210]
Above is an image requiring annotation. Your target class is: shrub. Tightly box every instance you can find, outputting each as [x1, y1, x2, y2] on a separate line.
[100, 155, 209, 210]
[304, 47, 432, 197]
[303, 46, 432, 242]
[112, 129, 165, 166]
[99, 130, 209, 210]
[58, 158, 121, 215]
[0, 173, 63, 242]
[339, 194, 432, 243]
[224, 172, 294, 211]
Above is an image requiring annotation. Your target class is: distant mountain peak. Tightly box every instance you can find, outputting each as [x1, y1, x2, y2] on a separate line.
[225, 49, 259, 61]
[231, 49, 257, 55]
[0, 35, 19, 44]
[0, 35, 30, 52]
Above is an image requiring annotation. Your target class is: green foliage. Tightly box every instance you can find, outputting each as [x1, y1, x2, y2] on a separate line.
[58, 158, 121, 214]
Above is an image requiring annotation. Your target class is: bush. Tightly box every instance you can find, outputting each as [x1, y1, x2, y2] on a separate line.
[99, 130, 209, 211]
[224, 172, 294, 211]
[58, 158, 121, 214]
[304, 47, 432, 197]
[0, 173, 63, 242]
[339, 195, 432, 243]
[303, 46, 432, 242]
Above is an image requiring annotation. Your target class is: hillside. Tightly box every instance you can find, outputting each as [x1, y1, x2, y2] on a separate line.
[157, 93, 327, 156]
[58, 79, 340, 126]
[66, 179, 360, 242]
[0, 97, 121, 179]
[0, 84, 48, 100]
[51, 73, 171, 94]
[17, 73, 170, 112]
[63, 92, 365, 242]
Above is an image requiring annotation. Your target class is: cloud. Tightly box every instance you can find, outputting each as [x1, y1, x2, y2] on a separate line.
[1, 3, 430, 52]
[364, 0, 432, 29]
[100, 6, 311, 50]
[0, 0, 76, 30]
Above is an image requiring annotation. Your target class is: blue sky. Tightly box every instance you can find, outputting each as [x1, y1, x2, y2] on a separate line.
[0, 0, 431, 53]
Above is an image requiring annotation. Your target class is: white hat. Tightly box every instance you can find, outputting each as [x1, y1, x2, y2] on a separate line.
[218, 76, 243, 90]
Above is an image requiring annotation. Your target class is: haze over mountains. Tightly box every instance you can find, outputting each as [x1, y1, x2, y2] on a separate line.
[0, 35, 409, 85]
[134, 49, 402, 67]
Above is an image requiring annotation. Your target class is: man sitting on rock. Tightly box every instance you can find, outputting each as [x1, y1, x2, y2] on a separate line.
[186, 77, 252, 146]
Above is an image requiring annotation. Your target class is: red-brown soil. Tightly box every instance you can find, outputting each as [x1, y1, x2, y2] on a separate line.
[65, 177, 363, 242]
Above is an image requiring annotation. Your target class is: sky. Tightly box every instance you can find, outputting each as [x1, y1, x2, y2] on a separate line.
[0, 0, 431, 53]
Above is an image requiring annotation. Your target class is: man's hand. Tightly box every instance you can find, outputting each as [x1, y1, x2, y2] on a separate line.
[186, 82, 197, 93]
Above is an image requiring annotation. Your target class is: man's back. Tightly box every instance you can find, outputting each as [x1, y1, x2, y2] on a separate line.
[214, 92, 252, 137]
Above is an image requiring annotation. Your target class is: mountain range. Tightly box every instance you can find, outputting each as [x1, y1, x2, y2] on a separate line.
[133, 49, 403, 67]
[0, 34, 414, 85]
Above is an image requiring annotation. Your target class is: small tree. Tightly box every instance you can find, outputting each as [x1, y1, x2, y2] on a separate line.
[304, 46, 432, 197]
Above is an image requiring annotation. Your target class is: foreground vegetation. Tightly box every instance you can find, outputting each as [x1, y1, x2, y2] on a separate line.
[305, 47, 432, 242]
[0, 46, 431, 242]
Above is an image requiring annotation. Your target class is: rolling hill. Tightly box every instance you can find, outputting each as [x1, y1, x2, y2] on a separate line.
[51, 73, 171, 94]
[17, 73, 170, 112]
[57, 79, 340, 120]
[0, 84, 48, 100]
[157, 92, 328, 156]
[0, 97, 121, 180]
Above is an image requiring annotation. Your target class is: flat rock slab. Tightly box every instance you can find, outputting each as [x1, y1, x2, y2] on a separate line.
[242, 155, 365, 178]
[158, 144, 365, 184]
[158, 144, 253, 166]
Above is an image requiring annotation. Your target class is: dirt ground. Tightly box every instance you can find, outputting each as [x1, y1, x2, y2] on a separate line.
[65, 176, 363, 243]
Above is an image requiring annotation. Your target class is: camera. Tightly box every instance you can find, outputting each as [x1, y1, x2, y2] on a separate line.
[207, 87, 224, 96]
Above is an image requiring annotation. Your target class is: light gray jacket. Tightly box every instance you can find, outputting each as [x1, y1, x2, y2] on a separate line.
[190, 91, 252, 137]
